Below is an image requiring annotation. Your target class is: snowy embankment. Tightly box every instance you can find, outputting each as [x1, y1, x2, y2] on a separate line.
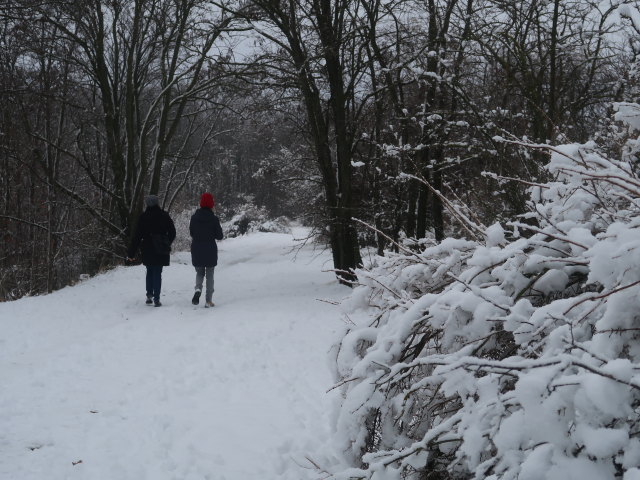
[0, 228, 347, 480]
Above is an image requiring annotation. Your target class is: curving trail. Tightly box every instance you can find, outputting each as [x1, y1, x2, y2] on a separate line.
[0, 229, 347, 480]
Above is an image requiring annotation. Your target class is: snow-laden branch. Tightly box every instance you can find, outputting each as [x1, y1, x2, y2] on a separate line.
[320, 115, 640, 479]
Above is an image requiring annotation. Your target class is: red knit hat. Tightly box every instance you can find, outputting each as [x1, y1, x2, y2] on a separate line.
[200, 192, 214, 208]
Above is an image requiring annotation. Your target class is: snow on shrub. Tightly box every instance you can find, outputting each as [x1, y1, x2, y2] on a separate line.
[222, 201, 292, 238]
[172, 208, 195, 252]
[320, 109, 640, 479]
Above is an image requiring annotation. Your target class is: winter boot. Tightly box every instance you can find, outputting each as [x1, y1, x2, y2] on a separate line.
[192, 290, 201, 305]
[146, 295, 153, 305]
[205, 300, 215, 308]
[154, 299, 162, 307]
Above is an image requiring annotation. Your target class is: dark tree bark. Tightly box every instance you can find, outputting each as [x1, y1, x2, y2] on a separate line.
[241, 0, 363, 284]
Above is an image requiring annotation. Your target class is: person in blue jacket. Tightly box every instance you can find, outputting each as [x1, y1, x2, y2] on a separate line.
[190, 192, 223, 307]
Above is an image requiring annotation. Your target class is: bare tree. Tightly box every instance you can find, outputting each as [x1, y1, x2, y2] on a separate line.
[0, 0, 246, 298]
[224, 0, 365, 283]
[14, 0, 241, 248]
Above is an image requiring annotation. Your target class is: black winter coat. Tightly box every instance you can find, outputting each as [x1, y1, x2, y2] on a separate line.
[128, 205, 176, 266]
[190, 207, 223, 267]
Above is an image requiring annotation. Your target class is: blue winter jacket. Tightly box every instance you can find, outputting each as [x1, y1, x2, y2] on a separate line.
[189, 208, 223, 267]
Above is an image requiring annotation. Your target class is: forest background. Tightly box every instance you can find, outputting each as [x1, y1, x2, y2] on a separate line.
[1, 0, 638, 299]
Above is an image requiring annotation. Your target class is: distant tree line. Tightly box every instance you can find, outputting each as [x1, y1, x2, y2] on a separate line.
[1, 0, 636, 299]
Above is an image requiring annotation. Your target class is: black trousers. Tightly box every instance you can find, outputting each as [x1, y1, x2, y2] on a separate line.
[145, 265, 163, 301]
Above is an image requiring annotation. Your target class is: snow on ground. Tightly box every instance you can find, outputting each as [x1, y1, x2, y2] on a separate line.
[0, 228, 348, 480]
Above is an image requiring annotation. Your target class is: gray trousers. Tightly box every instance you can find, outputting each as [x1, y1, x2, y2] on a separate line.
[195, 266, 215, 302]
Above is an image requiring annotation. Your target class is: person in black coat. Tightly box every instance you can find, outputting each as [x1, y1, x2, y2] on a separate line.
[190, 192, 223, 307]
[127, 195, 176, 307]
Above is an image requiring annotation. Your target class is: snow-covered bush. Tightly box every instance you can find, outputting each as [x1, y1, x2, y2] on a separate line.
[322, 106, 640, 479]
[222, 200, 292, 238]
[172, 208, 195, 252]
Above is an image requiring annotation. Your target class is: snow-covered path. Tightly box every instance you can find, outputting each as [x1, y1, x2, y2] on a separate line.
[0, 229, 347, 480]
